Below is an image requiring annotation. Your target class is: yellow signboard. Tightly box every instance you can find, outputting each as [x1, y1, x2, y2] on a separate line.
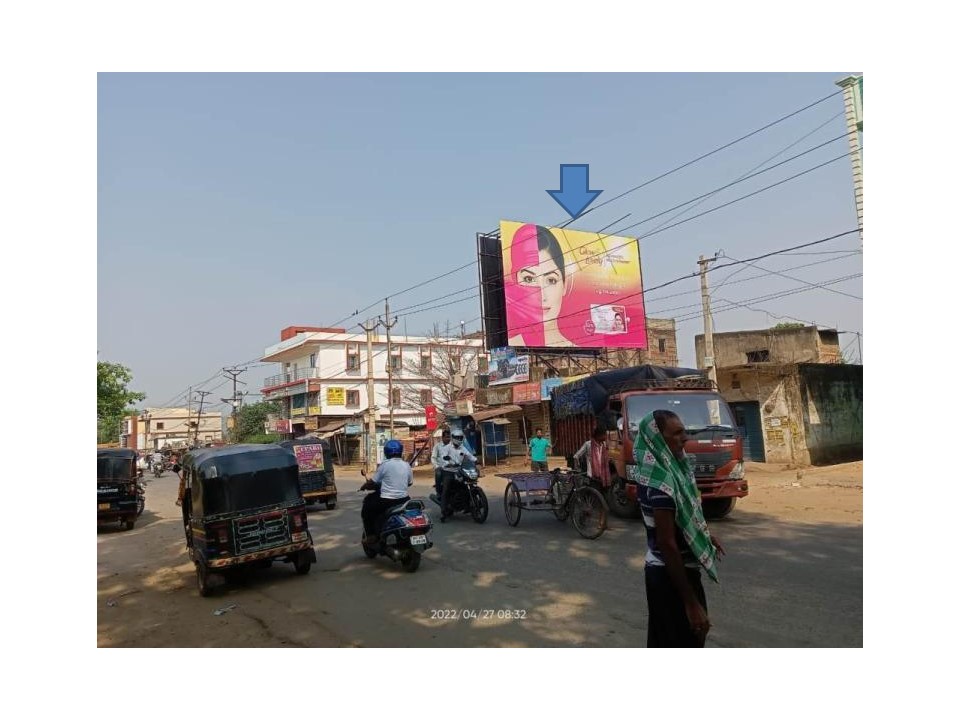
[308, 405, 321, 415]
[327, 388, 346, 406]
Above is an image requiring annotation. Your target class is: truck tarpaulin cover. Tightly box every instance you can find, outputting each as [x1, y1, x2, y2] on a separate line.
[550, 365, 704, 419]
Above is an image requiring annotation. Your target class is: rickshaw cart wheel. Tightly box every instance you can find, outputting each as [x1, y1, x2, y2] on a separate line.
[124, 518, 135, 531]
[400, 549, 421, 573]
[293, 551, 312, 575]
[550, 477, 569, 521]
[196, 562, 213, 597]
[504, 483, 522, 527]
[571, 487, 607, 540]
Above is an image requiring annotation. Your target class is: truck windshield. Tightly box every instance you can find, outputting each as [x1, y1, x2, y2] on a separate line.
[625, 393, 736, 438]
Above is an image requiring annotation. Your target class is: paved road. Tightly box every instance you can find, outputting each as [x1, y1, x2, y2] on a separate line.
[97, 468, 862, 647]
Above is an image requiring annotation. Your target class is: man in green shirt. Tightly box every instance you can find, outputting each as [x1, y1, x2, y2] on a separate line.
[528, 428, 551, 471]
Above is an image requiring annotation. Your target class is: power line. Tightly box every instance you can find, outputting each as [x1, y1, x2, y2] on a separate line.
[555, 88, 844, 226]
[718, 251, 862, 300]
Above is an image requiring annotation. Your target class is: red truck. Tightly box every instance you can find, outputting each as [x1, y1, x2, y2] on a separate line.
[550, 365, 748, 519]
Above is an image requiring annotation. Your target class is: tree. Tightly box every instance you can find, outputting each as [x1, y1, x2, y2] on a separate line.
[97, 361, 145, 443]
[234, 400, 281, 443]
[399, 322, 479, 419]
[772, 322, 806, 330]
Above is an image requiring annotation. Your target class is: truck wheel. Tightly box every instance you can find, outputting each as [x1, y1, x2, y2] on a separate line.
[607, 479, 640, 519]
[703, 497, 736, 519]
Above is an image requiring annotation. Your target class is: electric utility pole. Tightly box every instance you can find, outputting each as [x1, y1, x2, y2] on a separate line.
[222, 365, 247, 441]
[699, 254, 718, 386]
[359, 319, 379, 475]
[193, 389, 212, 446]
[379, 299, 399, 436]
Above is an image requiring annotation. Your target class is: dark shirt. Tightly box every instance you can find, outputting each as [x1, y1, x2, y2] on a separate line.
[638, 484, 699, 568]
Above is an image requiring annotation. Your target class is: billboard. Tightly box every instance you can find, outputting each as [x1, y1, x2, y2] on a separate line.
[488, 347, 530, 386]
[497, 221, 647, 349]
[293, 443, 324, 471]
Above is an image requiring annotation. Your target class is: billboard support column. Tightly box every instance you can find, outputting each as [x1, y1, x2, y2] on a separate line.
[836, 75, 863, 239]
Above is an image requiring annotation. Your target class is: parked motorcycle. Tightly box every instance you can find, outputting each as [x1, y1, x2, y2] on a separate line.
[359, 471, 433, 573]
[429, 460, 489, 524]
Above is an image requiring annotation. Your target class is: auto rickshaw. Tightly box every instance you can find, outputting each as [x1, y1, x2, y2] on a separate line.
[279, 437, 338, 510]
[97, 448, 140, 530]
[175, 444, 317, 596]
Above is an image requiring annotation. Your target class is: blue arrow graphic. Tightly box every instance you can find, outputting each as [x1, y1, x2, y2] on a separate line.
[547, 164, 603, 220]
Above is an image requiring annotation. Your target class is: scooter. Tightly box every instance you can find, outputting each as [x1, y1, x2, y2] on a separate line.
[152, 462, 164, 478]
[429, 460, 489, 524]
[359, 469, 434, 573]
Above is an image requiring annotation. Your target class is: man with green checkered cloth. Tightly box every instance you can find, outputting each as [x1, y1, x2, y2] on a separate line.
[634, 409, 725, 647]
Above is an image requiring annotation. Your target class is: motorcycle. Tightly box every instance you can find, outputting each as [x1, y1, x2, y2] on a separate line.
[359, 469, 433, 573]
[429, 460, 489, 524]
[152, 462, 164, 478]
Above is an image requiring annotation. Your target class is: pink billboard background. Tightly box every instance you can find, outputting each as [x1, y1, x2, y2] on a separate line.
[500, 221, 648, 349]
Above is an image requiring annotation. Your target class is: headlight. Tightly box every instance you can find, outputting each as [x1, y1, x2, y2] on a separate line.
[726, 462, 744, 480]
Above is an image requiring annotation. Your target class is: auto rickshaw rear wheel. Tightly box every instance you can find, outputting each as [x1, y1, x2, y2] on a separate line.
[293, 551, 312, 575]
[196, 562, 212, 597]
[124, 519, 135, 531]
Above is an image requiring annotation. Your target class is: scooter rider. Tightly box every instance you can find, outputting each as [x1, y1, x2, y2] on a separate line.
[440, 430, 477, 522]
[360, 439, 412, 547]
[431, 429, 451, 498]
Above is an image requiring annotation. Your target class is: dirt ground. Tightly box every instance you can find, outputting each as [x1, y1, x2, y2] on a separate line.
[97, 460, 862, 647]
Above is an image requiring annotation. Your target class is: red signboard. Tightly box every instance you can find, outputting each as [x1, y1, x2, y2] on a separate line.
[276, 419, 291, 433]
[425, 404, 438, 431]
[513, 382, 542, 404]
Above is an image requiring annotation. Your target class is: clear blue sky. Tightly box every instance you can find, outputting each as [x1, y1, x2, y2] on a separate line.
[98, 73, 862, 413]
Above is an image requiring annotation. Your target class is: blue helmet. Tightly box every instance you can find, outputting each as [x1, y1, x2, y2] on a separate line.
[384, 439, 403, 459]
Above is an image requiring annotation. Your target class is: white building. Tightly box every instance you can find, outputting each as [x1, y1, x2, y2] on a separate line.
[121, 407, 224, 450]
[260, 325, 483, 436]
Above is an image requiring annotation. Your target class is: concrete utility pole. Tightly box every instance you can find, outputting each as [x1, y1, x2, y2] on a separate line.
[836, 74, 863, 239]
[359, 319, 379, 474]
[379, 299, 399, 436]
[193, 390, 212, 446]
[699, 254, 718, 386]
[222, 366, 247, 442]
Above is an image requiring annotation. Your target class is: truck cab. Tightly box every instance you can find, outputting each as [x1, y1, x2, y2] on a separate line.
[614, 387, 748, 518]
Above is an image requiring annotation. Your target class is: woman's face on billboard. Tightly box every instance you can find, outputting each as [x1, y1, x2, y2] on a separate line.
[518, 249, 564, 322]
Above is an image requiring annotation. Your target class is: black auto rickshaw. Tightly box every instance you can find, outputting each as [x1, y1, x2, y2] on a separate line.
[97, 448, 140, 531]
[279, 437, 338, 510]
[176, 444, 317, 596]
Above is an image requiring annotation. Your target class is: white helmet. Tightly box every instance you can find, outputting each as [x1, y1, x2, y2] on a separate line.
[451, 430, 464, 447]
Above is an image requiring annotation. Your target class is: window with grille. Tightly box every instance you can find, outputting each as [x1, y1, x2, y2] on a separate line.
[450, 353, 461, 373]
[346, 344, 361, 370]
[390, 355, 402, 371]
[156, 422, 164, 430]
[421, 355, 432, 373]
[746, 349, 770, 363]
[420, 389, 433, 405]
[658, 339, 666, 353]
[391, 388, 402, 406]
[346, 390, 360, 407]
[309, 353, 316, 368]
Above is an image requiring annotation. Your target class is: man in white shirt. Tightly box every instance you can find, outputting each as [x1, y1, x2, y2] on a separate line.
[360, 439, 412, 546]
[439, 430, 477, 521]
[431, 430, 451, 498]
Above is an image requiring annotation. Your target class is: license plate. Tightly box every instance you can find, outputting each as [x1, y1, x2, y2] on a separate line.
[98, 503, 111, 510]
[410, 534, 428, 546]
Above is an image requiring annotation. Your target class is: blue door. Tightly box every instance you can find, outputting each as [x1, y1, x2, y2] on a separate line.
[730, 402, 765, 462]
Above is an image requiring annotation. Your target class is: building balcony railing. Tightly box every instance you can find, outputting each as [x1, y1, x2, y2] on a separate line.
[263, 367, 321, 388]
